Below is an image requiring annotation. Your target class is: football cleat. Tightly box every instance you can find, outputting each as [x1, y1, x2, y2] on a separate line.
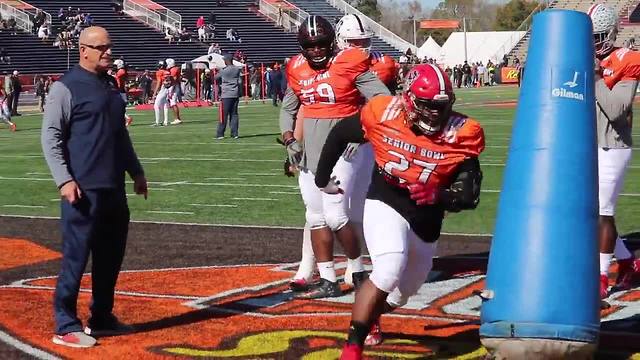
[125, 115, 133, 127]
[9, 123, 16, 132]
[600, 274, 609, 299]
[293, 278, 342, 299]
[340, 343, 363, 360]
[364, 319, 382, 346]
[171, 119, 183, 125]
[289, 278, 318, 292]
[615, 258, 640, 290]
[351, 271, 368, 290]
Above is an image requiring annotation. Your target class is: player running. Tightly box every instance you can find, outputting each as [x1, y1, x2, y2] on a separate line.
[314, 64, 485, 359]
[0, 89, 16, 131]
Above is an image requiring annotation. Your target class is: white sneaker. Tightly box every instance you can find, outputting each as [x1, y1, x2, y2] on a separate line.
[163, 121, 168, 126]
[171, 119, 183, 125]
[52, 331, 96, 348]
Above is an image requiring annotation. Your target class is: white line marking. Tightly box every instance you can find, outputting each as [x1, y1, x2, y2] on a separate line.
[0, 329, 62, 360]
[146, 210, 195, 215]
[158, 181, 187, 186]
[148, 188, 175, 191]
[204, 177, 246, 181]
[2, 205, 45, 208]
[25, 172, 51, 176]
[189, 203, 238, 208]
[232, 197, 278, 201]
[238, 173, 280, 176]
[269, 191, 300, 195]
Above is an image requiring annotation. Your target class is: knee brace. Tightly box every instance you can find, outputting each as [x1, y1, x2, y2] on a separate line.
[369, 251, 407, 293]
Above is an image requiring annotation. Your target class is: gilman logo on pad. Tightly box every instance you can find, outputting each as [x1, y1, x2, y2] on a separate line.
[552, 71, 585, 101]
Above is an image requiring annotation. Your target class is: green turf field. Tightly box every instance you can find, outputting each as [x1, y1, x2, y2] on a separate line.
[0, 86, 638, 234]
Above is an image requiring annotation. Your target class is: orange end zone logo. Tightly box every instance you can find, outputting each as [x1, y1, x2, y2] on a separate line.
[0, 258, 639, 358]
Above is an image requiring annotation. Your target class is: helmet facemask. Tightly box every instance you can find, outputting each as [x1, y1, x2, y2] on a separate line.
[594, 27, 617, 57]
[405, 92, 454, 135]
[301, 38, 334, 70]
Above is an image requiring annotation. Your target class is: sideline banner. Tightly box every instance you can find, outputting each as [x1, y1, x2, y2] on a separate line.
[500, 67, 519, 83]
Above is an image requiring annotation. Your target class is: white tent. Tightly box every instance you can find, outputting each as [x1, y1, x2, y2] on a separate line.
[191, 53, 244, 70]
[440, 31, 526, 67]
[417, 36, 443, 61]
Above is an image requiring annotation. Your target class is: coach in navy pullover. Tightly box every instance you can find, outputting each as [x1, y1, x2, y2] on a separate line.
[41, 26, 147, 348]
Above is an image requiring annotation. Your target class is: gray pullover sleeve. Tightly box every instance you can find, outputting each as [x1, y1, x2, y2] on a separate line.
[279, 87, 300, 134]
[41, 81, 73, 188]
[595, 79, 636, 125]
[355, 70, 391, 99]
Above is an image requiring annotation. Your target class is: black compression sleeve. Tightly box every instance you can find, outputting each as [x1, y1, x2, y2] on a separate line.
[315, 114, 367, 188]
[437, 157, 482, 212]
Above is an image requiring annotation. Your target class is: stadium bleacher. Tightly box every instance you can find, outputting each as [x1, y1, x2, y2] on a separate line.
[154, 0, 299, 63]
[287, 0, 402, 57]
[508, 0, 637, 63]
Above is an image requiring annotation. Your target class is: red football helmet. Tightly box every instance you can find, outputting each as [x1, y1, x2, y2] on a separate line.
[402, 64, 455, 135]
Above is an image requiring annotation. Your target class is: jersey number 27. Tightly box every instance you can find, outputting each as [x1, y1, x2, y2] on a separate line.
[384, 150, 437, 183]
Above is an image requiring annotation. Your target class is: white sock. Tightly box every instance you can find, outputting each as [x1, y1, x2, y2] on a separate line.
[600, 253, 614, 275]
[614, 236, 633, 260]
[347, 256, 365, 273]
[317, 261, 336, 282]
[294, 225, 315, 280]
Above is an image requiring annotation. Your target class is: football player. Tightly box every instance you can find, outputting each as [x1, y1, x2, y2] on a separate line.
[588, 4, 638, 297]
[314, 64, 484, 359]
[166, 58, 183, 125]
[153, 60, 170, 99]
[114, 59, 133, 127]
[280, 15, 390, 299]
[153, 76, 177, 127]
[289, 14, 399, 295]
[0, 89, 16, 131]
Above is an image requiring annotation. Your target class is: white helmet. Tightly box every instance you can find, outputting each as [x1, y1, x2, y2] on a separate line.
[587, 4, 618, 56]
[336, 14, 374, 52]
[165, 58, 176, 68]
[114, 59, 125, 69]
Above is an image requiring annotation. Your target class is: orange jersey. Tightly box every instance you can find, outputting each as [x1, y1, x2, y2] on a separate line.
[361, 95, 485, 188]
[601, 47, 640, 89]
[156, 69, 170, 82]
[115, 68, 127, 92]
[369, 51, 397, 86]
[170, 66, 181, 82]
[286, 47, 370, 119]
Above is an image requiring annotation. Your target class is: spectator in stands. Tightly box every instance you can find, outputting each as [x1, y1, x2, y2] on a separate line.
[10, 70, 21, 116]
[226, 28, 235, 42]
[196, 16, 205, 29]
[502, 54, 509, 67]
[217, 0, 225, 6]
[178, 27, 192, 42]
[38, 22, 50, 42]
[35, 76, 46, 112]
[58, 8, 66, 23]
[33, 10, 46, 34]
[84, 14, 94, 26]
[198, 26, 207, 42]
[7, 18, 16, 35]
[111, 0, 124, 17]
[0, 48, 10, 64]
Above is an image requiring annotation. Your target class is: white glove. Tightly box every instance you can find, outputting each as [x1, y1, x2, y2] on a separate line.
[321, 176, 343, 194]
[342, 143, 360, 161]
[285, 139, 303, 166]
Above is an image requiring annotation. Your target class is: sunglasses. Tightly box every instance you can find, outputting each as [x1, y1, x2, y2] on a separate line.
[81, 43, 112, 52]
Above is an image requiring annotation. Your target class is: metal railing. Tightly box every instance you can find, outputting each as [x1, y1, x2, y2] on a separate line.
[258, 0, 308, 32]
[0, 2, 34, 33]
[325, 0, 416, 53]
[122, 0, 181, 33]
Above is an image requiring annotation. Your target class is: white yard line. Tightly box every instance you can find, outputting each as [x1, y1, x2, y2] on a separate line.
[0, 330, 61, 360]
[189, 203, 238, 208]
[204, 177, 246, 181]
[2, 205, 45, 208]
[232, 197, 278, 201]
[269, 191, 301, 195]
[146, 210, 195, 215]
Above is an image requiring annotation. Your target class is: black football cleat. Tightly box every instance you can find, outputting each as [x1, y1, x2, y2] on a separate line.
[289, 278, 318, 292]
[293, 278, 343, 299]
[351, 271, 369, 290]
